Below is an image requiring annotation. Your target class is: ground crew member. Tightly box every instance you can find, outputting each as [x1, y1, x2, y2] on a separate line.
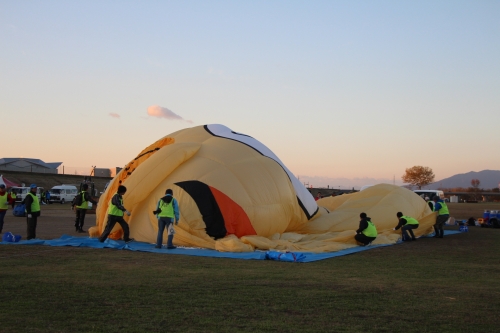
[0, 184, 16, 233]
[432, 196, 449, 238]
[152, 188, 180, 249]
[98, 185, 134, 243]
[24, 184, 41, 240]
[355, 212, 377, 246]
[73, 183, 98, 233]
[394, 212, 419, 241]
[425, 197, 434, 211]
[40, 190, 46, 205]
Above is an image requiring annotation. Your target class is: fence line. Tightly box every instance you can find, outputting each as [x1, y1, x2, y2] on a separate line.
[57, 166, 93, 176]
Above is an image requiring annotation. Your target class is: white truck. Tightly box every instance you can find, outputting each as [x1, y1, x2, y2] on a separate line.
[413, 190, 445, 200]
[48, 185, 78, 204]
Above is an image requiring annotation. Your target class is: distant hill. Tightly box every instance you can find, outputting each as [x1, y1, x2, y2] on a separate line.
[424, 170, 500, 190]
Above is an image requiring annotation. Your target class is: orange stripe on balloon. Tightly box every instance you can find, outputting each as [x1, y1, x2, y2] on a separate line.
[209, 186, 256, 237]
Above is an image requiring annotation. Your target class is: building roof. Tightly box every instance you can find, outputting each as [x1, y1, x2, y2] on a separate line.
[0, 158, 62, 169]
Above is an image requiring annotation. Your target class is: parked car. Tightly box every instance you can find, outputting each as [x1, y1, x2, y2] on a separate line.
[48, 185, 78, 204]
[413, 190, 445, 200]
[11, 186, 45, 203]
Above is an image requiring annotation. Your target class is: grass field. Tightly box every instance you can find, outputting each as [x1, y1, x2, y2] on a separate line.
[1, 205, 499, 332]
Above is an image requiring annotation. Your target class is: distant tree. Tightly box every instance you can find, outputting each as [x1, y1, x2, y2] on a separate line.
[402, 166, 435, 190]
[471, 179, 480, 189]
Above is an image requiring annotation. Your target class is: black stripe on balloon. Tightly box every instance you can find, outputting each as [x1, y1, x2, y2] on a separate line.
[175, 180, 227, 240]
[204, 125, 262, 155]
[297, 196, 318, 219]
[203, 124, 317, 220]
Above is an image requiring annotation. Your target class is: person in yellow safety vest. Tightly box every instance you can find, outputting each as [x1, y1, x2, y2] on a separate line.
[152, 188, 180, 249]
[355, 212, 377, 246]
[24, 184, 41, 240]
[98, 185, 134, 243]
[425, 197, 434, 211]
[394, 212, 419, 241]
[0, 184, 16, 233]
[72, 183, 98, 233]
[432, 196, 449, 238]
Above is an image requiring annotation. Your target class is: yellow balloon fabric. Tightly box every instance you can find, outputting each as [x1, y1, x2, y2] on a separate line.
[89, 124, 436, 253]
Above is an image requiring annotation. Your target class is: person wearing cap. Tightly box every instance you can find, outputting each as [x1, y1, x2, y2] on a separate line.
[72, 183, 98, 233]
[99, 185, 134, 243]
[432, 196, 449, 238]
[355, 212, 378, 246]
[24, 184, 41, 240]
[152, 188, 180, 249]
[393, 212, 419, 241]
[0, 184, 16, 233]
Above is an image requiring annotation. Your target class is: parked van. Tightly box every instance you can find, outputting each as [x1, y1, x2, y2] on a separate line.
[11, 186, 45, 203]
[48, 185, 78, 204]
[413, 190, 445, 200]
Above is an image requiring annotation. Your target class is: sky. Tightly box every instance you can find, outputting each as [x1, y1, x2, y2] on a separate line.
[1, 1, 499, 188]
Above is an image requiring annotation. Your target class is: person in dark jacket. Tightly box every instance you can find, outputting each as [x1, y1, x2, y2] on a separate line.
[98, 185, 134, 243]
[72, 184, 98, 233]
[425, 197, 434, 211]
[24, 184, 41, 240]
[152, 188, 180, 249]
[355, 212, 378, 246]
[394, 212, 419, 241]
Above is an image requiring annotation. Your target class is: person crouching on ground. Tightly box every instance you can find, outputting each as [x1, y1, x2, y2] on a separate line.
[355, 212, 377, 246]
[0, 184, 16, 233]
[394, 212, 419, 241]
[98, 185, 134, 243]
[432, 196, 449, 238]
[25, 184, 41, 240]
[73, 183, 98, 233]
[152, 188, 180, 249]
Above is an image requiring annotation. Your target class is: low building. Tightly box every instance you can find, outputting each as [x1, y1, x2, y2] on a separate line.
[0, 158, 62, 174]
[93, 167, 123, 178]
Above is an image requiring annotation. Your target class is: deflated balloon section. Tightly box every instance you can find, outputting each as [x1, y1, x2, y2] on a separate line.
[89, 124, 436, 253]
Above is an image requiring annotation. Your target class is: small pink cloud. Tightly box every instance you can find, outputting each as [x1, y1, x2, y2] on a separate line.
[147, 105, 192, 123]
[109, 113, 120, 119]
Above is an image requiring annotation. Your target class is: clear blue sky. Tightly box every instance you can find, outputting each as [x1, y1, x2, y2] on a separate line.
[1, 1, 499, 187]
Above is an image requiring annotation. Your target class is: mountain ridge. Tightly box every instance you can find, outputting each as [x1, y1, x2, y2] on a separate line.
[423, 170, 500, 190]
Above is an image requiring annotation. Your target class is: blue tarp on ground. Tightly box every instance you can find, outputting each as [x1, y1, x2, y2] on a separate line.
[0, 231, 462, 263]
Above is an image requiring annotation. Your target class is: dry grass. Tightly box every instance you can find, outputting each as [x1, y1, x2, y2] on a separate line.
[447, 202, 500, 220]
[1, 206, 499, 332]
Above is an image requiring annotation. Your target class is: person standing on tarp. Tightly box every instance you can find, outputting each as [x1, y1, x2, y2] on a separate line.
[152, 188, 180, 249]
[393, 212, 419, 241]
[24, 184, 41, 240]
[98, 185, 134, 243]
[355, 212, 377, 246]
[432, 196, 449, 238]
[0, 184, 16, 233]
[73, 183, 98, 233]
